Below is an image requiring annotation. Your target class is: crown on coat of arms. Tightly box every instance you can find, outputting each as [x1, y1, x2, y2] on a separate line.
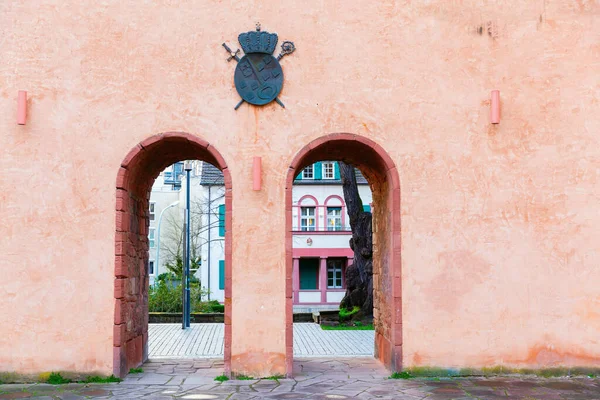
[238, 23, 278, 55]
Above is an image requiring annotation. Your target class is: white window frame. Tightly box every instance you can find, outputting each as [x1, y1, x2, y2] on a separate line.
[300, 207, 316, 231]
[149, 227, 156, 248]
[148, 260, 155, 275]
[322, 161, 335, 179]
[302, 165, 314, 179]
[326, 207, 342, 231]
[327, 259, 343, 289]
[149, 202, 156, 221]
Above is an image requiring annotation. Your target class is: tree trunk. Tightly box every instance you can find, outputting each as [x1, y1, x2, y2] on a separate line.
[338, 162, 373, 317]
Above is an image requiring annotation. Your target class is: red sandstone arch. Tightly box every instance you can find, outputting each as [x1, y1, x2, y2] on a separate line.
[114, 132, 233, 377]
[285, 133, 402, 374]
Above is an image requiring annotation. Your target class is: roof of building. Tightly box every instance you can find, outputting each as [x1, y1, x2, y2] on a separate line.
[294, 168, 368, 185]
[199, 162, 224, 185]
[199, 162, 368, 186]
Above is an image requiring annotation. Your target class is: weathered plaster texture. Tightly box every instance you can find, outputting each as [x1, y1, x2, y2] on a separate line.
[1, 0, 599, 377]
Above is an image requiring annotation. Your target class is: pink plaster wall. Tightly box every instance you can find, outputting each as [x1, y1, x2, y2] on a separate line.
[1, 0, 599, 376]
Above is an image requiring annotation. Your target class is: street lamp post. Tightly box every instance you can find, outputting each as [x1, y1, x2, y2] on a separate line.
[155, 200, 180, 278]
[184, 162, 193, 328]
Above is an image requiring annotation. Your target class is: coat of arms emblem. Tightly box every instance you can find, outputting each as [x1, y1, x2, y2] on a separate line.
[223, 23, 295, 110]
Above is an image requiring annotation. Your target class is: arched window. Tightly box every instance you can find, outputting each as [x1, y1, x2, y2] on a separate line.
[324, 195, 345, 231]
[298, 195, 318, 231]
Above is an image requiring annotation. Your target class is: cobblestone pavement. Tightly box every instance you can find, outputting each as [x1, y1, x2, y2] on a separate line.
[149, 324, 374, 358]
[1, 358, 600, 399]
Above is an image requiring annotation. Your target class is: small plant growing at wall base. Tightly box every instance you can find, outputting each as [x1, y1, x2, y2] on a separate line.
[83, 375, 122, 383]
[389, 371, 412, 380]
[214, 374, 229, 382]
[264, 374, 285, 381]
[236, 375, 254, 380]
[129, 368, 144, 374]
[47, 372, 72, 384]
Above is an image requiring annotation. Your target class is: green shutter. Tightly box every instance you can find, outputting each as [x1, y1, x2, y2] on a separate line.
[218, 204, 225, 237]
[334, 162, 340, 179]
[314, 162, 322, 180]
[363, 205, 371, 212]
[299, 259, 319, 289]
[219, 260, 225, 290]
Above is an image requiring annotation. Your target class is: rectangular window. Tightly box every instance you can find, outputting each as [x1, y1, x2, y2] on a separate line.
[149, 228, 155, 248]
[148, 260, 155, 275]
[327, 207, 342, 231]
[219, 260, 225, 290]
[299, 259, 319, 289]
[322, 162, 335, 179]
[300, 207, 316, 231]
[327, 259, 344, 289]
[218, 204, 225, 237]
[149, 202, 155, 221]
[302, 165, 314, 179]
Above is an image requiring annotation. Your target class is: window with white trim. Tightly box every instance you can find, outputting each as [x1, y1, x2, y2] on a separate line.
[149, 202, 156, 221]
[148, 260, 155, 275]
[326, 207, 342, 231]
[322, 162, 335, 179]
[149, 228, 155, 248]
[302, 165, 314, 179]
[327, 259, 344, 289]
[300, 207, 316, 231]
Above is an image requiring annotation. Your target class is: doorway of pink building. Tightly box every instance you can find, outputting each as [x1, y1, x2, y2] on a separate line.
[114, 132, 232, 378]
[285, 133, 402, 376]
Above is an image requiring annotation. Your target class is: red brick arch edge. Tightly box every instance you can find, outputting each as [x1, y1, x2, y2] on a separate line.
[285, 133, 402, 375]
[114, 132, 233, 378]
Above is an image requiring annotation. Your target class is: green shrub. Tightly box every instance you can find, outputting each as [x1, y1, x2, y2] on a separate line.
[339, 306, 360, 322]
[214, 374, 229, 382]
[149, 281, 210, 313]
[194, 299, 224, 313]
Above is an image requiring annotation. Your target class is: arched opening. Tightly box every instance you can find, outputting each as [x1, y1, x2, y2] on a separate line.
[114, 132, 232, 377]
[285, 133, 401, 374]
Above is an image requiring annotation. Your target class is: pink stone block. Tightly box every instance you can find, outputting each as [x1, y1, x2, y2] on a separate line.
[17, 90, 26, 125]
[113, 323, 126, 346]
[252, 156, 261, 191]
[114, 278, 126, 298]
[491, 90, 500, 123]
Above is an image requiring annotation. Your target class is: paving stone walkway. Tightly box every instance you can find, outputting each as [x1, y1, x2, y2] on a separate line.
[149, 323, 375, 358]
[1, 358, 600, 399]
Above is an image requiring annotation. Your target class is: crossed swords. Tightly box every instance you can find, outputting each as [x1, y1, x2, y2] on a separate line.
[222, 41, 296, 110]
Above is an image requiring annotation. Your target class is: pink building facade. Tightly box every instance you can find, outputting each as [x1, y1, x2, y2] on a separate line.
[1, 0, 599, 379]
[291, 164, 373, 311]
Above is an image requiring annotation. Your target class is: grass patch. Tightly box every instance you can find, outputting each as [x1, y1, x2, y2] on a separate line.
[214, 374, 229, 382]
[322, 324, 374, 330]
[264, 374, 285, 380]
[389, 371, 412, 379]
[82, 375, 121, 383]
[47, 372, 72, 385]
[129, 368, 144, 374]
[236, 375, 254, 380]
